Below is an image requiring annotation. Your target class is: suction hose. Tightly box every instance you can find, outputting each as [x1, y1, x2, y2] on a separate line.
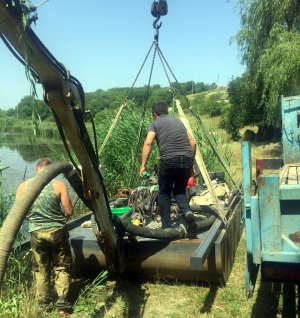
[65, 169, 219, 239]
[190, 204, 219, 217]
[118, 215, 216, 239]
[55, 168, 216, 240]
[0, 161, 73, 286]
[119, 204, 218, 239]
[194, 215, 217, 232]
[119, 219, 187, 240]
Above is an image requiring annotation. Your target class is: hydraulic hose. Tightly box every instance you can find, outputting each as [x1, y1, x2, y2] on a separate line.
[0, 161, 73, 286]
[194, 216, 216, 232]
[190, 204, 220, 218]
[120, 208, 134, 220]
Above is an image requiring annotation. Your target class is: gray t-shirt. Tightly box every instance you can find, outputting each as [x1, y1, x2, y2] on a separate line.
[147, 114, 194, 160]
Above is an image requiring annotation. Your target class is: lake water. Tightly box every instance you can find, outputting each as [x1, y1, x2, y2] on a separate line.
[0, 133, 67, 192]
[0, 133, 70, 238]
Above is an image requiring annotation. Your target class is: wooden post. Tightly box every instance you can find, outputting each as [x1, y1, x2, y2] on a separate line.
[175, 99, 226, 224]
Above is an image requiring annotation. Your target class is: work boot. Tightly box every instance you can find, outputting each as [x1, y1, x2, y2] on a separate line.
[172, 224, 187, 238]
[183, 211, 197, 234]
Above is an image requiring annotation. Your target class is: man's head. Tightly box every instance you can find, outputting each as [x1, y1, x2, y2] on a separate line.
[152, 102, 168, 118]
[36, 158, 52, 173]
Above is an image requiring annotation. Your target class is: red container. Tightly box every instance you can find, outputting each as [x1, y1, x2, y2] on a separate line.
[187, 176, 195, 187]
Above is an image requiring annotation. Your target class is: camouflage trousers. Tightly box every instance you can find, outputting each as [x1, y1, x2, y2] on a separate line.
[30, 226, 72, 311]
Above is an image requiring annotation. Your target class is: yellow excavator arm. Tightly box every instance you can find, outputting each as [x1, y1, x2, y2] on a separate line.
[0, 0, 120, 270]
[0, 1, 245, 287]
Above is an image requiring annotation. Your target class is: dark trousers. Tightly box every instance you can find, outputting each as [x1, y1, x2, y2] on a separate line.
[158, 156, 193, 229]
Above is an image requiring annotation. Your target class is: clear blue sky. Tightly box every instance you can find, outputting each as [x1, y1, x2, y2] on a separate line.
[0, 0, 244, 110]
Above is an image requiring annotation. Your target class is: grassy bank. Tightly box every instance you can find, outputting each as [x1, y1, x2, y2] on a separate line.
[0, 113, 287, 317]
[70, 234, 294, 318]
[0, 232, 294, 318]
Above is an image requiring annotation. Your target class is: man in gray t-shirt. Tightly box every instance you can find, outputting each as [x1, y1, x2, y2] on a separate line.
[139, 102, 197, 233]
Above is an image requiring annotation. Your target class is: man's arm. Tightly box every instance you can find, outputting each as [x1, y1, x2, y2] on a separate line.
[187, 131, 197, 156]
[54, 180, 73, 218]
[15, 181, 26, 200]
[139, 131, 156, 177]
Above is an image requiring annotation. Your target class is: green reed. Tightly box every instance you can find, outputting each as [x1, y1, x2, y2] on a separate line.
[94, 103, 159, 197]
[0, 118, 59, 137]
[194, 123, 233, 187]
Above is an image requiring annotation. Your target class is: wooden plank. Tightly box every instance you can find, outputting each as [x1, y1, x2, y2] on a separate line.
[175, 99, 226, 224]
[280, 165, 289, 185]
[288, 166, 299, 185]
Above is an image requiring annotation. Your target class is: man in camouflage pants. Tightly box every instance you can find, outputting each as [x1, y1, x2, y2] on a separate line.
[16, 158, 73, 317]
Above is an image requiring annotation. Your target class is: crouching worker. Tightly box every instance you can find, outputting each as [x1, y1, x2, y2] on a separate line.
[16, 158, 73, 317]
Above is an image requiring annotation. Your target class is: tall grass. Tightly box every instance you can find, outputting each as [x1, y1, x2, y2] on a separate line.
[0, 118, 59, 137]
[92, 104, 235, 197]
[0, 184, 16, 228]
[0, 188, 34, 317]
[0, 181, 106, 317]
[95, 103, 159, 197]
[72, 271, 107, 316]
[0, 248, 35, 317]
[194, 123, 232, 172]
[193, 123, 234, 188]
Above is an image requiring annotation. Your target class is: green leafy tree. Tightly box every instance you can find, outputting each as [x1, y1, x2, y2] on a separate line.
[130, 86, 150, 106]
[194, 82, 205, 93]
[0, 109, 6, 117]
[190, 94, 206, 115]
[6, 108, 15, 117]
[152, 88, 173, 105]
[190, 93, 222, 117]
[17, 96, 32, 117]
[205, 93, 222, 117]
[226, 0, 300, 134]
[181, 81, 193, 94]
[37, 100, 52, 120]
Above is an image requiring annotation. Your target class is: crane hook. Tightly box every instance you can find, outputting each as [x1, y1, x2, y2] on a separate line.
[151, 1, 167, 29]
[153, 15, 162, 29]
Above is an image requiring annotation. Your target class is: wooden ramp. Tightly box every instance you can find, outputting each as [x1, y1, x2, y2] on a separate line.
[280, 164, 300, 185]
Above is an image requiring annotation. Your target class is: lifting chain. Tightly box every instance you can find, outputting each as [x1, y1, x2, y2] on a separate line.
[153, 42, 188, 104]
[124, 42, 155, 103]
[128, 44, 157, 187]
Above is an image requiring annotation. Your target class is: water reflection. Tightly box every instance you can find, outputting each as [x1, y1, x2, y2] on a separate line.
[0, 133, 68, 189]
[0, 133, 65, 163]
[1, 133, 75, 238]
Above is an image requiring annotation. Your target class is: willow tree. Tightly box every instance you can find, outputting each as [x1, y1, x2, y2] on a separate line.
[225, 0, 300, 137]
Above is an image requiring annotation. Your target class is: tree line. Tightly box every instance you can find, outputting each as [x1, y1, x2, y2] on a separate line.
[0, 81, 220, 121]
[2, 1, 299, 142]
[221, 0, 300, 141]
